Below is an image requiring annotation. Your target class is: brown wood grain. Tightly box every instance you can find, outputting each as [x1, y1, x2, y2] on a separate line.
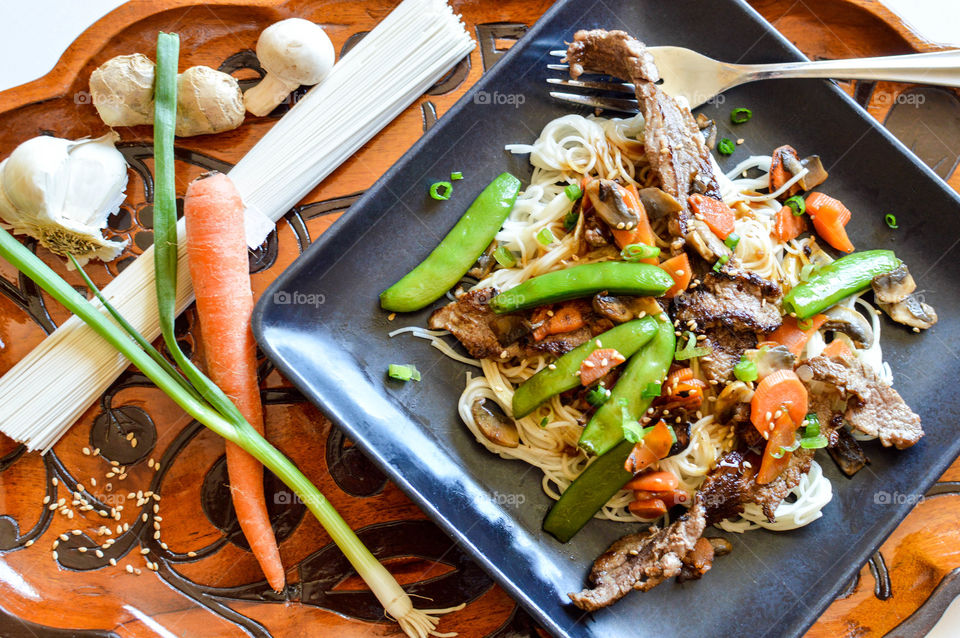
[0, 1, 956, 637]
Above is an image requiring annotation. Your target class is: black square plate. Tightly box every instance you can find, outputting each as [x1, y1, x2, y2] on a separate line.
[253, 1, 960, 635]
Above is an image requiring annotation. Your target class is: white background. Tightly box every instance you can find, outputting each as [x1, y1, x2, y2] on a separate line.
[0, 1, 957, 636]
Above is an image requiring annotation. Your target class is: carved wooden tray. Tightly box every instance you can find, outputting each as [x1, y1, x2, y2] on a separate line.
[0, 1, 957, 636]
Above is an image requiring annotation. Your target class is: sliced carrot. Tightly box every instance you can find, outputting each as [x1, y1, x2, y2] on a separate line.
[625, 470, 679, 492]
[806, 192, 854, 253]
[750, 369, 808, 436]
[628, 497, 668, 519]
[659, 252, 692, 298]
[688, 194, 736, 239]
[643, 420, 675, 459]
[774, 204, 807, 242]
[579, 348, 626, 386]
[624, 443, 659, 474]
[184, 172, 285, 592]
[612, 184, 658, 264]
[769, 145, 800, 198]
[532, 301, 587, 341]
[768, 314, 828, 357]
[822, 339, 853, 358]
[758, 412, 797, 484]
[657, 366, 706, 410]
[631, 489, 690, 507]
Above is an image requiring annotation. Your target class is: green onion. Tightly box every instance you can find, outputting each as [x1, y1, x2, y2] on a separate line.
[803, 412, 821, 438]
[388, 364, 421, 382]
[785, 195, 806, 216]
[771, 438, 801, 458]
[799, 263, 817, 282]
[717, 138, 736, 155]
[429, 181, 453, 200]
[885, 213, 898, 229]
[586, 382, 611, 407]
[797, 317, 814, 331]
[712, 253, 730, 272]
[563, 209, 579, 231]
[540, 416, 550, 427]
[733, 356, 758, 383]
[724, 233, 740, 250]
[493, 245, 517, 268]
[641, 381, 662, 399]
[730, 107, 753, 124]
[675, 331, 712, 361]
[800, 434, 829, 449]
[564, 183, 582, 201]
[536, 227, 555, 246]
[450, 171, 463, 181]
[620, 242, 660, 262]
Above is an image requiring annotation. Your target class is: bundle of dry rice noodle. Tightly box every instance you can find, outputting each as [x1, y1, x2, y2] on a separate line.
[0, 0, 474, 452]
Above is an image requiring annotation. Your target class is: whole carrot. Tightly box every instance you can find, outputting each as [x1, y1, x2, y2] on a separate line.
[184, 172, 285, 591]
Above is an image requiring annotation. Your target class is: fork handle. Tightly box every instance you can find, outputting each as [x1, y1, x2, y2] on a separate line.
[732, 49, 960, 88]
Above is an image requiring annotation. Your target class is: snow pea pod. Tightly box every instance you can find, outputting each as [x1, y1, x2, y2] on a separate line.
[512, 317, 659, 419]
[380, 172, 521, 312]
[578, 318, 676, 456]
[783, 250, 900, 319]
[489, 262, 673, 314]
[543, 438, 634, 543]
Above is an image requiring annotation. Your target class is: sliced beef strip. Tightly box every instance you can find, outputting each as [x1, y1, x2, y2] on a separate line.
[568, 502, 707, 611]
[677, 537, 715, 583]
[526, 319, 613, 357]
[828, 427, 870, 477]
[803, 354, 923, 448]
[428, 287, 518, 360]
[565, 29, 726, 261]
[673, 267, 783, 383]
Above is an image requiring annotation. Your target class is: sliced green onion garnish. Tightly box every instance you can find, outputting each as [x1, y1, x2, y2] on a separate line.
[388, 364, 421, 382]
[785, 195, 806, 216]
[717, 138, 736, 155]
[586, 382, 611, 407]
[450, 171, 463, 181]
[733, 356, 758, 383]
[540, 416, 550, 427]
[771, 438, 801, 458]
[536, 227, 556, 246]
[620, 242, 660, 262]
[675, 331, 712, 360]
[563, 209, 579, 231]
[641, 381, 662, 399]
[800, 434, 829, 449]
[885, 213, 898, 229]
[803, 412, 821, 438]
[797, 317, 814, 331]
[493, 245, 517, 268]
[724, 233, 740, 250]
[730, 107, 753, 124]
[429, 181, 453, 200]
[712, 253, 730, 272]
[564, 183, 582, 201]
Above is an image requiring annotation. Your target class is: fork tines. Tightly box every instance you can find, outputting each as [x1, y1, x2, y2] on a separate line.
[547, 49, 638, 113]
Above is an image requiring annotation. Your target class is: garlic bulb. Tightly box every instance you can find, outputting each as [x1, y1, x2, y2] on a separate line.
[0, 132, 129, 264]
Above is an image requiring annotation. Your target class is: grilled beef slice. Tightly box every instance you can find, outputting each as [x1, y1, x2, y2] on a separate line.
[673, 267, 783, 382]
[803, 354, 923, 448]
[568, 502, 707, 611]
[565, 29, 727, 260]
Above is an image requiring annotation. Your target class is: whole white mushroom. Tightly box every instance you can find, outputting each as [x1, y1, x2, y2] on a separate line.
[243, 18, 335, 117]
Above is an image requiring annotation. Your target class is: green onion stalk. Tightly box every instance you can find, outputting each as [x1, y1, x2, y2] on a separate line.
[0, 31, 462, 638]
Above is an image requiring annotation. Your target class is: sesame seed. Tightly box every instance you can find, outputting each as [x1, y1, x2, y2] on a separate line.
[161, 542, 169, 550]
[98, 510, 108, 517]
[52, 551, 58, 561]
[127, 492, 136, 500]
[43, 496, 50, 504]
[140, 548, 150, 555]
[110, 460, 119, 467]
[764, 411, 772, 422]
[154, 464, 160, 472]
[126, 565, 134, 574]
[77, 484, 85, 493]
[548, 364, 557, 370]
[546, 310, 554, 317]
[142, 514, 148, 523]
[125, 433, 134, 441]
[913, 327, 920, 333]
[93, 448, 100, 456]
[743, 461, 752, 468]
[135, 568, 142, 575]
[736, 138, 744, 145]
[187, 551, 197, 558]
[387, 313, 396, 321]
[147, 460, 154, 469]
[24, 539, 34, 547]
[131, 440, 138, 448]
[78, 547, 87, 553]
[583, 361, 595, 368]
[595, 339, 602, 347]
[59, 533, 68, 541]
[52, 540, 60, 549]
[676, 270, 685, 276]
[153, 504, 160, 514]
[90, 478, 97, 487]
[109, 558, 117, 566]
[52, 478, 59, 487]
[82, 447, 91, 456]
[153, 531, 161, 540]
[48, 504, 58, 511]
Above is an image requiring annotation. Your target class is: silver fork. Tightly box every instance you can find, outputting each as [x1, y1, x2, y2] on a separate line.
[547, 47, 960, 111]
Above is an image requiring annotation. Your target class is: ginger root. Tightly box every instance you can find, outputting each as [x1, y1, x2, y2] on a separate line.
[89, 54, 245, 137]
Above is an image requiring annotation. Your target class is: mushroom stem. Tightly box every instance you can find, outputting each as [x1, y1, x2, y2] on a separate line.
[243, 73, 299, 117]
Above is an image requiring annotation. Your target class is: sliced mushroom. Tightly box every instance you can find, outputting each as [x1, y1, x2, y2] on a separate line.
[798, 155, 829, 191]
[706, 537, 733, 557]
[770, 145, 801, 198]
[745, 345, 796, 380]
[667, 420, 692, 457]
[584, 179, 640, 231]
[471, 398, 519, 448]
[489, 314, 530, 347]
[468, 241, 497, 279]
[714, 381, 754, 423]
[636, 187, 682, 221]
[823, 305, 874, 348]
[688, 218, 731, 263]
[879, 296, 938, 330]
[828, 427, 869, 477]
[871, 264, 916, 304]
[696, 113, 718, 150]
[591, 294, 663, 324]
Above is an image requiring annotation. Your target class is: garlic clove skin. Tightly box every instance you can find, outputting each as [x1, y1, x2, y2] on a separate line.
[0, 132, 129, 264]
